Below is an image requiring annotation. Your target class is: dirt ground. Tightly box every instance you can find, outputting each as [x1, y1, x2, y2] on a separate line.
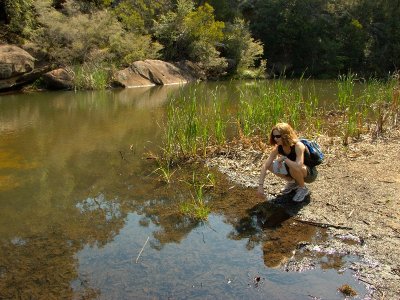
[206, 128, 400, 299]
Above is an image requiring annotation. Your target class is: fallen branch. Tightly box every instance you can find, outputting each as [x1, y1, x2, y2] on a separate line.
[378, 180, 396, 183]
[326, 202, 340, 210]
[119, 150, 128, 161]
[294, 218, 353, 230]
[135, 236, 150, 263]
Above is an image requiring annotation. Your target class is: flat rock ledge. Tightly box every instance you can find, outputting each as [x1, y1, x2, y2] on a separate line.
[113, 59, 202, 88]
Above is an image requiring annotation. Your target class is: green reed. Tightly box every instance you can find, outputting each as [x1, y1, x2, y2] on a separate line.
[337, 73, 356, 110]
[237, 79, 318, 137]
[73, 63, 109, 90]
[363, 76, 399, 135]
[179, 172, 212, 221]
[163, 86, 230, 161]
[152, 158, 176, 184]
[161, 75, 398, 160]
[337, 74, 399, 143]
[337, 74, 360, 144]
[164, 89, 204, 159]
[212, 87, 226, 145]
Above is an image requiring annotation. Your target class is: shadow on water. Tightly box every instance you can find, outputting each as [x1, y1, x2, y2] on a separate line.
[222, 186, 319, 269]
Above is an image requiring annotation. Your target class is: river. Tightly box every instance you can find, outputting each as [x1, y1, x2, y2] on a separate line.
[0, 81, 367, 299]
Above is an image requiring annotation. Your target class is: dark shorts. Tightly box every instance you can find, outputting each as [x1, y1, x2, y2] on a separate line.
[286, 164, 318, 183]
[304, 166, 318, 183]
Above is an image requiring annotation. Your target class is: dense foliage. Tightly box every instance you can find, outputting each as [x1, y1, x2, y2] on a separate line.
[244, 0, 400, 77]
[0, 0, 399, 78]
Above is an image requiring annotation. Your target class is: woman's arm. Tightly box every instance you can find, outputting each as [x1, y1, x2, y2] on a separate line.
[257, 146, 278, 193]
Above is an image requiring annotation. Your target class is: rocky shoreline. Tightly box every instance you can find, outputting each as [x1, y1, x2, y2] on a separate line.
[0, 44, 202, 92]
[206, 130, 400, 299]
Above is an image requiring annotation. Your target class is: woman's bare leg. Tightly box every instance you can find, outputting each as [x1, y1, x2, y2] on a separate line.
[287, 164, 308, 187]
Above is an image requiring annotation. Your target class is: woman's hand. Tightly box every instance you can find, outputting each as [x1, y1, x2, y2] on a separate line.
[278, 155, 286, 163]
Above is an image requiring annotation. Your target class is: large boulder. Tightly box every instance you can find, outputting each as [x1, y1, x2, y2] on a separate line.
[0, 45, 35, 79]
[114, 59, 202, 88]
[42, 68, 74, 90]
[0, 44, 51, 91]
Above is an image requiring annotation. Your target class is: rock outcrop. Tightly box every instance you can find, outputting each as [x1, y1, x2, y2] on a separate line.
[114, 59, 203, 88]
[0, 45, 204, 92]
[42, 68, 74, 90]
[0, 45, 34, 79]
[0, 44, 50, 91]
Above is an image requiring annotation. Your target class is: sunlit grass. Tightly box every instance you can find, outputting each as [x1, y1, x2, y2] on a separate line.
[152, 75, 399, 221]
[160, 74, 399, 159]
[73, 63, 110, 90]
[179, 172, 213, 221]
[152, 158, 176, 184]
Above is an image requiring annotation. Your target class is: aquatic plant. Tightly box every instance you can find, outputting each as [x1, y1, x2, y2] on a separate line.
[179, 196, 210, 221]
[160, 75, 399, 160]
[338, 284, 357, 296]
[179, 172, 212, 221]
[152, 158, 176, 184]
[73, 63, 110, 90]
[236, 79, 319, 137]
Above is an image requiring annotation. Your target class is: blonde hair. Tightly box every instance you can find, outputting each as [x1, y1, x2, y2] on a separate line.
[269, 122, 298, 146]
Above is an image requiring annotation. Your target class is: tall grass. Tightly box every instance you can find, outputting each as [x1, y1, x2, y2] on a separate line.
[337, 74, 358, 144]
[179, 172, 212, 221]
[338, 74, 399, 143]
[163, 88, 204, 159]
[160, 75, 399, 161]
[236, 79, 319, 137]
[162, 86, 229, 162]
[73, 63, 110, 90]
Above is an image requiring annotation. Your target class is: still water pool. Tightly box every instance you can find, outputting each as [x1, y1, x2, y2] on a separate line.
[0, 82, 367, 299]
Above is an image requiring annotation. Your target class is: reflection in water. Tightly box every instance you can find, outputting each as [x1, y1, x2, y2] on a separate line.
[76, 194, 122, 221]
[0, 83, 367, 299]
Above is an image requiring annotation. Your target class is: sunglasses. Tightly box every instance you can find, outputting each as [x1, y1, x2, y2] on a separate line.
[272, 134, 282, 139]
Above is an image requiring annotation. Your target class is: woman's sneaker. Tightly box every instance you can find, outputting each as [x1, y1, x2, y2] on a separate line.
[293, 186, 310, 202]
[280, 181, 298, 194]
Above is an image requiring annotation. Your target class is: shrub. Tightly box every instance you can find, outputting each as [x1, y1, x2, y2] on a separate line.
[33, 0, 161, 66]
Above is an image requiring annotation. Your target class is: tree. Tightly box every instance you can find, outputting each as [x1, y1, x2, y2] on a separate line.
[357, 0, 400, 75]
[112, 0, 173, 34]
[3, 0, 35, 37]
[247, 0, 351, 77]
[154, 1, 227, 76]
[33, 0, 161, 66]
[196, 0, 241, 21]
[224, 18, 264, 77]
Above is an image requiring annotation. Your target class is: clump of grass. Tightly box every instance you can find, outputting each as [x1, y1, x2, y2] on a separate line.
[338, 284, 357, 297]
[339, 74, 400, 141]
[73, 63, 110, 90]
[337, 73, 359, 145]
[152, 158, 176, 184]
[179, 172, 213, 221]
[212, 87, 226, 145]
[179, 184, 210, 221]
[160, 74, 399, 162]
[236, 79, 319, 137]
[162, 85, 229, 162]
[179, 188, 210, 221]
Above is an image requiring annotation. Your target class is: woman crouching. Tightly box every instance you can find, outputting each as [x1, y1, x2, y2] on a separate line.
[257, 122, 318, 202]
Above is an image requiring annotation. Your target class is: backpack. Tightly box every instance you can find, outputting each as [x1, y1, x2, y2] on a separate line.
[300, 138, 324, 166]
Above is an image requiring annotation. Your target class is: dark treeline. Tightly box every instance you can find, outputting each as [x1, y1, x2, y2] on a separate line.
[1, 0, 399, 79]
